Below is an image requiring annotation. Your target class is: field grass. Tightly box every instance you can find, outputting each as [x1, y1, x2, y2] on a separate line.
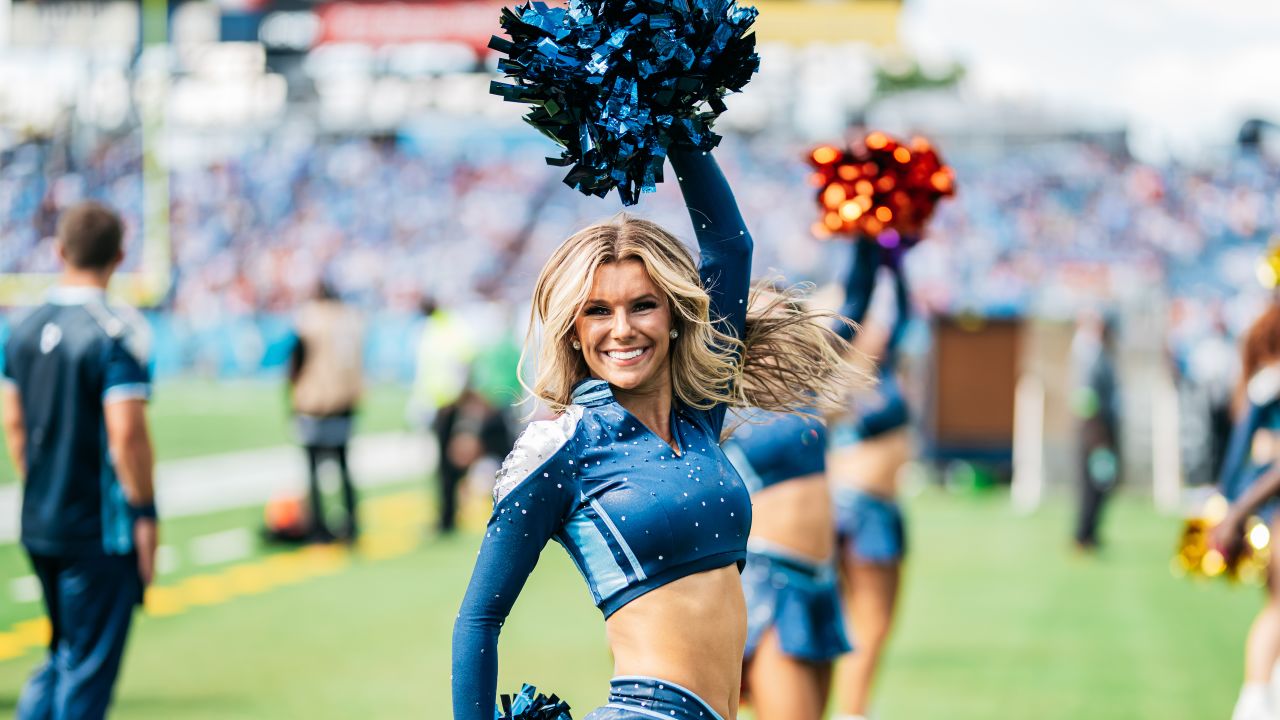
[0, 380, 1260, 718]
[0, 486, 1260, 719]
[0, 380, 411, 485]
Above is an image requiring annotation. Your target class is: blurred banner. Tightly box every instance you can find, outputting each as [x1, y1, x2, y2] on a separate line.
[754, 0, 900, 46]
[253, 0, 902, 54]
[314, 1, 505, 51]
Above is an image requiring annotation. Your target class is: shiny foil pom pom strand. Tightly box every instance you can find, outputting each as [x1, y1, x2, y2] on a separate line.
[808, 132, 956, 244]
[497, 683, 573, 720]
[1172, 495, 1271, 586]
[489, 0, 760, 205]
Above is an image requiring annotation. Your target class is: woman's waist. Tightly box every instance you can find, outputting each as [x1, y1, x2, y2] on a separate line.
[745, 537, 838, 580]
[606, 574, 744, 720]
[609, 561, 747, 671]
[748, 485, 836, 562]
[827, 435, 910, 494]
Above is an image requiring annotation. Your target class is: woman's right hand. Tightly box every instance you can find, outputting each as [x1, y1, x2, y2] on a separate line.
[1210, 513, 1247, 566]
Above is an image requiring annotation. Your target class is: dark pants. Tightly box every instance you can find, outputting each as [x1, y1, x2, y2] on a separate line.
[306, 445, 358, 540]
[437, 420, 468, 532]
[432, 398, 514, 534]
[437, 458, 463, 532]
[1208, 400, 1233, 485]
[18, 552, 140, 720]
[1075, 444, 1118, 548]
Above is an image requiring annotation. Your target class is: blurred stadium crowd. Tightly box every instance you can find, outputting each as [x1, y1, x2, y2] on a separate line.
[2, 130, 1278, 380]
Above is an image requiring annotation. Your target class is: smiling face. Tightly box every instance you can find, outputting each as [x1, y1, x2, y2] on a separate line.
[573, 258, 674, 396]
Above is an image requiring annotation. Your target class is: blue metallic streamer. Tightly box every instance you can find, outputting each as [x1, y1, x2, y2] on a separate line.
[489, 0, 759, 205]
[495, 683, 573, 720]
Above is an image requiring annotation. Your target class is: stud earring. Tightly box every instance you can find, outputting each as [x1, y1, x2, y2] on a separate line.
[670, 329, 679, 339]
[571, 339, 582, 350]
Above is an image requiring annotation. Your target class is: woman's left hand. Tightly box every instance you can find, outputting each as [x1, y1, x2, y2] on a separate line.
[1211, 513, 1247, 565]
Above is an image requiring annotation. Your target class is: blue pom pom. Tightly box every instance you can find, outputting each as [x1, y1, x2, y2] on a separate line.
[496, 684, 573, 720]
[491, 0, 759, 205]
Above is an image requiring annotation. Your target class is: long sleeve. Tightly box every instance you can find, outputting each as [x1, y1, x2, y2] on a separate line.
[451, 421, 580, 720]
[883, 256, 911, 368]
[671, 149, 752, 347]
[834, 239, 883, 342]
[670, 149, 752, 432]
[1219, 402, 1262, 502]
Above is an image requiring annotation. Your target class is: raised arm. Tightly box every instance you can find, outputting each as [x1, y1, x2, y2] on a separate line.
[452, 420, 579, 720]
[670, 149, 753, 344]
[834, 238, 883, 342]
[883, 254, 912, 368]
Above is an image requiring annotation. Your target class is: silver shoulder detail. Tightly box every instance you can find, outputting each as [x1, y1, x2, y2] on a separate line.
[493, 405, 583, 503]
[110, 302, 153, 365]
[1249, 363, 1280, 406]
[82, 301, 152, 365]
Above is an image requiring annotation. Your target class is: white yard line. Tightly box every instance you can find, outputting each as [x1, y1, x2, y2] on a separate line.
[0, 432, 435, 545]
[190, 528, 254, 567]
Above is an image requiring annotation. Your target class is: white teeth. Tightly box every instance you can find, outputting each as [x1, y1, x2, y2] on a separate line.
[607, 348, 645, 360]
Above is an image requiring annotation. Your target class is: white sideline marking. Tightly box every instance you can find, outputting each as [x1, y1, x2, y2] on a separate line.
[156, 545, 181, 575]
[0, 432, 436, 544]
[9, 575, 40, 603]
[191, 529, 253, 566]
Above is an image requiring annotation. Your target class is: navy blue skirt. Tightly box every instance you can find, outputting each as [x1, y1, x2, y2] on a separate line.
[742, 544, 852, 663]
[834, 487, 907, 564]
[584, 676, 724, 720]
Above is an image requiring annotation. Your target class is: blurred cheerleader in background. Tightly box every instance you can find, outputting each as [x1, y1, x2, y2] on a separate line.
[1213, 302, 1280, 720]
[804, 132, 951, 720]
[722, 287, 861, 720]
[827, 238, 914, 720]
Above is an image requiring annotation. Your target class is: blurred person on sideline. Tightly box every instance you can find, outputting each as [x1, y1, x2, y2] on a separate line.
[288, 280, 364, 542]
[1211, 303, 1280, 720]
[407, 298, 479, 534]
[432, 381, 514, 535]
[1, 201, 157, 719]
[827, 240, 914, 720]
[432, 315, 522, 534]
[1070, 311, 1122, 552]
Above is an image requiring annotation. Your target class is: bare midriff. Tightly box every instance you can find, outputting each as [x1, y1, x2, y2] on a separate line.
[827, 428, 912, 499]
[606, 565, 747, 718]
[748, 473, 835, 561]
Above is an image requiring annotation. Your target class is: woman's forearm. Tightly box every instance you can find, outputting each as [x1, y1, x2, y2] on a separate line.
[1228, 466, 1280, 525]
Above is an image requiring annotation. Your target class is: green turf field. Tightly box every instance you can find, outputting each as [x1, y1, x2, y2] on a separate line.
[0, 380, 410, 485]
[0, 484, 1260, 719]
[0, 381, 1260, 718]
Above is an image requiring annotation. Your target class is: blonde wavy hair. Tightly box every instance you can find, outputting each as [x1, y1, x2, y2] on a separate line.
[521, 215, 866, 422]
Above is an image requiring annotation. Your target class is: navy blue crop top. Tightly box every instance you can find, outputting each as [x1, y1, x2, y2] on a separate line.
[723, 409, 826, 493]
[830, 367, 910, 447]
[1220, 363, 1280, 502]
[451, 149, 753, 720]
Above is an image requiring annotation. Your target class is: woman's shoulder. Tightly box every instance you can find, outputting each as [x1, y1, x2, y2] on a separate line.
[1248, 363, 1280, 409]
[493, 406, 588, 503]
